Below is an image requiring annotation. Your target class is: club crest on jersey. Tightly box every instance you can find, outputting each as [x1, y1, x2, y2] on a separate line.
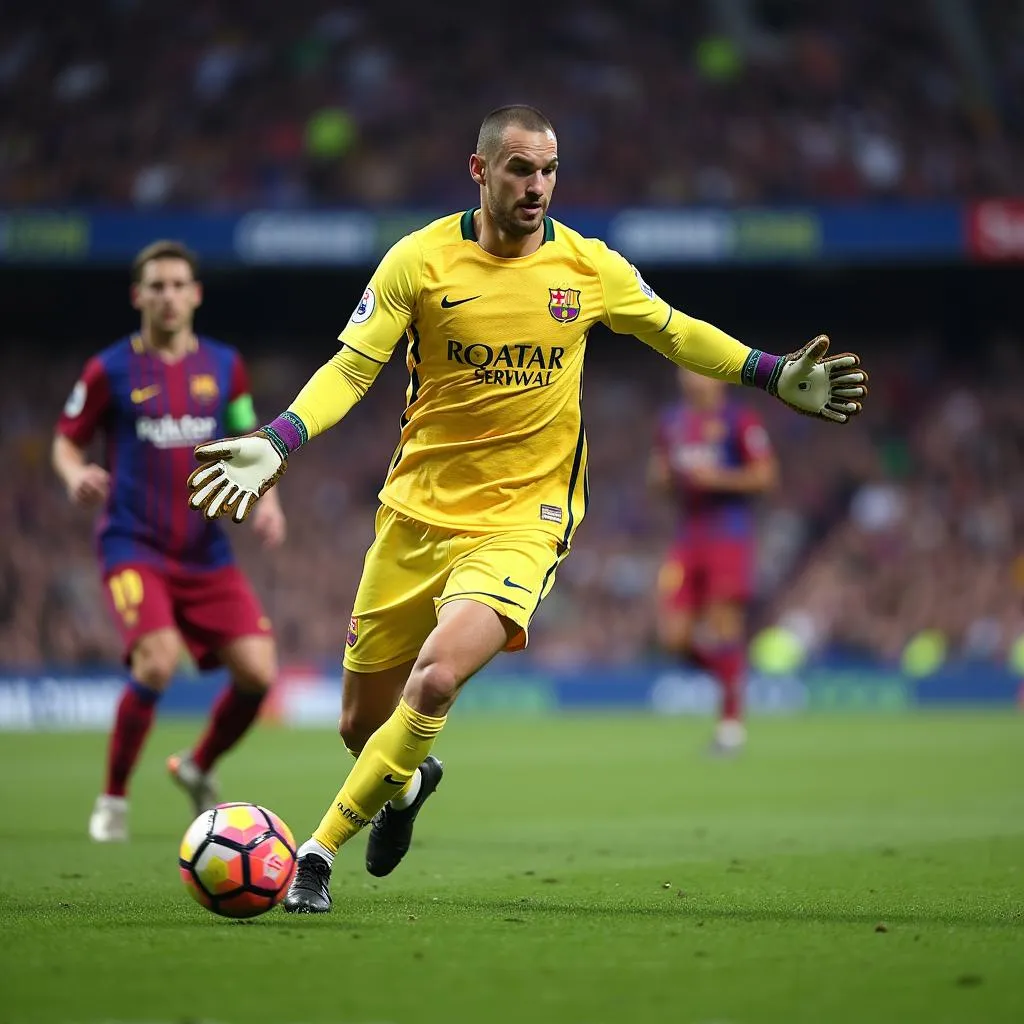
[548, 287, 581, 323]
[189, 374, 219, 403]
[346, 616, 359, 648]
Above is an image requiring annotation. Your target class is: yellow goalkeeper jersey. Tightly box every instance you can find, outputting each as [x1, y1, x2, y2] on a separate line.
[339, 209, 748, 542]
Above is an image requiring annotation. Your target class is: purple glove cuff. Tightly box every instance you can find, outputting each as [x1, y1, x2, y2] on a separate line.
[741, 349, 785, 392]
[263, 411, 308, 459]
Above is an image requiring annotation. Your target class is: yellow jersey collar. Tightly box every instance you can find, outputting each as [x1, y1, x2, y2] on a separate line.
[460, 208, 555, 244]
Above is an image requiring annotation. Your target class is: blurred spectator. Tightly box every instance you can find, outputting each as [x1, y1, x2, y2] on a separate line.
[3, 333, 1022, 671]
[1, 0, 1022, 208]
[768, 341, 1024, 667]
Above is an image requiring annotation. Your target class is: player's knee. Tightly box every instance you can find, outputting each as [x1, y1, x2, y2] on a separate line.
[707, 603, 744, 643]
[404, 659, 460, 714]
[130, 634, 181, 690]
[659, 619, 693, 655]
[716, 621, 743, 645]
[225, 639, 277, 693]
[338, 709, 375, 754]
[231, 659, 276, 694]
[661, 635, 691, 658]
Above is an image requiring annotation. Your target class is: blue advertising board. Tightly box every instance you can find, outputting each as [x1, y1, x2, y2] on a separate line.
[0, 659, 1016, 731]
[0, 203, 968, 267]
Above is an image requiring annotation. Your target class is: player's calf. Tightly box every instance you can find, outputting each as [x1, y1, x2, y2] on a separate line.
[129, 628, 183, 691]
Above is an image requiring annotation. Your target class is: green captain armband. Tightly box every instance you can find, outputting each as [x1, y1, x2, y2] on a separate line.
[225, 393, 258, 435]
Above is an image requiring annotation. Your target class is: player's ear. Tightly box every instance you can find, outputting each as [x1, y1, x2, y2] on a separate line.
[193, 281, 204, 309]
[129, 283, 142, 311]
[469, 153, 486, 186]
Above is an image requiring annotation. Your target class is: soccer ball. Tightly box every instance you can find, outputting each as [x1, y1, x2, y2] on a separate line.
[178, 802, 297, 918]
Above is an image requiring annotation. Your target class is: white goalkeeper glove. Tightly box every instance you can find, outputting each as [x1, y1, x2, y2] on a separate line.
[187, 431, 287, 523]
[770, 335, 868, 423]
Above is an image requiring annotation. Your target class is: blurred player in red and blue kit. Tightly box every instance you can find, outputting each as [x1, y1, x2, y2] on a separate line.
[650, 368, 778, 754]
[52, 241, 287, 841]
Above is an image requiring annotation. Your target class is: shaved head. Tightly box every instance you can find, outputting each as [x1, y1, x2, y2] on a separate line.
[476, 105, 555, 159]
[469, 105, 558, 253]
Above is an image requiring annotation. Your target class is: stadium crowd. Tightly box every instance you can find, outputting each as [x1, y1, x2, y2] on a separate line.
[2, 333, 1022, 672]
[2, 0, 1023, 208]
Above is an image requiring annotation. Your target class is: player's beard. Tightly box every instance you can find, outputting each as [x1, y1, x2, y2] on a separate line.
[489, 191, 546, 239]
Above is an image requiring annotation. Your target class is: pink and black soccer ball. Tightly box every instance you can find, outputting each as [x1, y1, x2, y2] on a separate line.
[179, 802, 297, 918]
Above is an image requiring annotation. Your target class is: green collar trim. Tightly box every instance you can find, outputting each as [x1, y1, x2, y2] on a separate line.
[461, 208, 555, 244]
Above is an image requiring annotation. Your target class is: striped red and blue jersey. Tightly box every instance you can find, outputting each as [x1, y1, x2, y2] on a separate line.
[56, 334, 249, 573]
[655, 399, 772, 541]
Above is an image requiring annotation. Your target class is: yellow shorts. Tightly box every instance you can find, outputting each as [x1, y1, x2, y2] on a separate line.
[343, 505, 567, 673]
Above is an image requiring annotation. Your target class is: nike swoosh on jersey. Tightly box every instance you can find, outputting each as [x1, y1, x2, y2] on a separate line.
[440, 294, 481, 308]
[130, 385, 162, 404]
[503, 576, 531, 592]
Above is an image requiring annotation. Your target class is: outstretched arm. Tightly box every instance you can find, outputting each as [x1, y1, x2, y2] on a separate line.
[187, 346, 384, 522]
[595, 247, 867, 422]
[188, 233, 421, 524]
[648, 320, 866, 424]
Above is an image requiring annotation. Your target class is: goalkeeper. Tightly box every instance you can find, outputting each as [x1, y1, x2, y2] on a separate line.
[187, 104, 868, 914]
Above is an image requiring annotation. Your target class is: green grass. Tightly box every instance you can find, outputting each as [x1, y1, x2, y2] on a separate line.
[1, 712, 1023, 1024]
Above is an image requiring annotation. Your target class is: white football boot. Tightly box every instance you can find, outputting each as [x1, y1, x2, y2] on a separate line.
[88, 794, 129, 842]
[710, 718, 747, 756]
[167, 752, 219, 817]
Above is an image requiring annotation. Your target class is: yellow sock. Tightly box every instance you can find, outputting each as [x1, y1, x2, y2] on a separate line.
[313, 698, 446, 854]
[346, 742, 418, 806]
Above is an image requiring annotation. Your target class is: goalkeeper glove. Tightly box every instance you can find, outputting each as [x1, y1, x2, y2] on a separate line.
[187, 430, 287, 523]
[769, 335, 868, 423]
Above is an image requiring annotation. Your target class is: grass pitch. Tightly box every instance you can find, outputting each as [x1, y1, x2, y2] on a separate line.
[1, 712, 1022, 1024]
